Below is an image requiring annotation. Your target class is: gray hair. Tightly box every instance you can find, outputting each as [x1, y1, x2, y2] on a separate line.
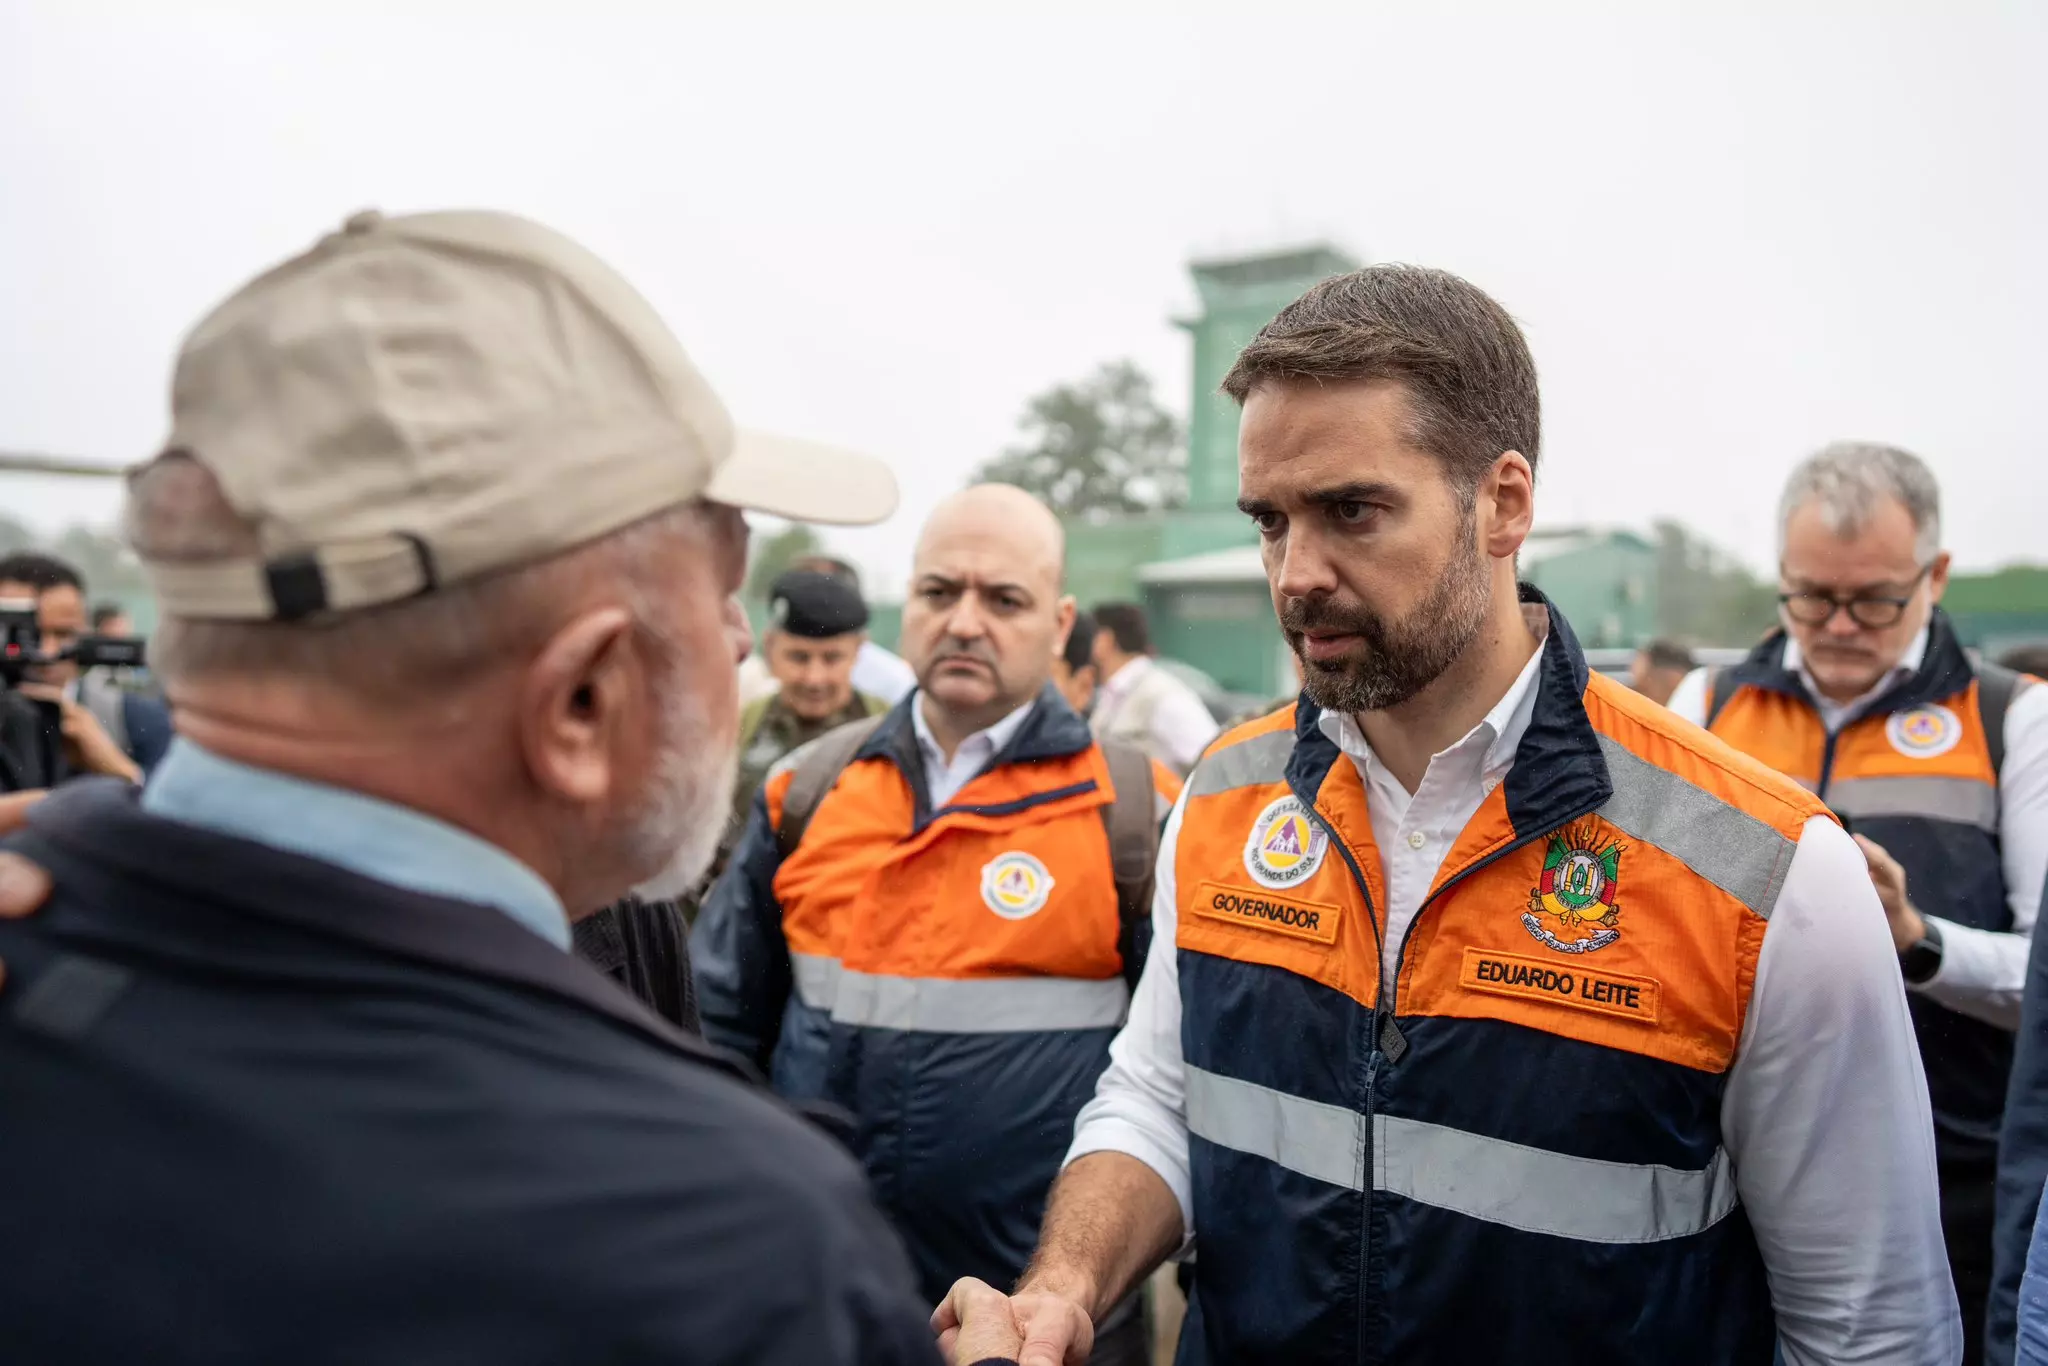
[1777, 441, 1942, 564]
[125, 452, 703, 701]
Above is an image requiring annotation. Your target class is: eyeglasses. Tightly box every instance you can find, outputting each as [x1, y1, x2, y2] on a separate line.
[1778, 564, 1932, 630]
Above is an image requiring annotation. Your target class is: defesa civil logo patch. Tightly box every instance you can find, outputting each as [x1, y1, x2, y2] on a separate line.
[1243, 795, 1331, 890]
[981, 851, 1054, 920]
[1887, 704, 1962, 759]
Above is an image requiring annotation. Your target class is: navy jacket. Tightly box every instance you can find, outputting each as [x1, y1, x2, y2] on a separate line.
[0, 780, 941, 1366]
[694, 690, 1156, 1306]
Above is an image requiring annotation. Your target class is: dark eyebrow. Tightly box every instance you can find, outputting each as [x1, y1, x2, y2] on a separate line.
[1239, 481, 1401, 518]
[915, 573, 1032, 600]
[1304, 481, 1400, 508]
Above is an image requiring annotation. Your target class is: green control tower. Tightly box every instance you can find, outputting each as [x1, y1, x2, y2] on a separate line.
[1060, 243, 1358, 696]
[1165, 244, 1360, 560]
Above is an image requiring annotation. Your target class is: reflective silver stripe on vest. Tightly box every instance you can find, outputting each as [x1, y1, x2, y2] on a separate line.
[1189, 728, 1296, 798]
[789, 957, 1129, 1032]
[1186, 1065, 1739, 1244]
[791, 951, 839, 1010]
[1186, 1063, 1366, 1189]
[1595, 736, 1798, 919]
[1828, 775, 1998, 833]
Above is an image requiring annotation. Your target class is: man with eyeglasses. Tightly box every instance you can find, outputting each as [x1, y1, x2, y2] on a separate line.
[1670, 440, 2048, 1366]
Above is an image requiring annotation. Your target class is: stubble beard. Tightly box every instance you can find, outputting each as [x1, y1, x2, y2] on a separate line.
[1285, 528, 1495, 716]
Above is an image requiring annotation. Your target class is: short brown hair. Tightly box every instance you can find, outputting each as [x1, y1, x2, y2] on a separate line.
[1220, 264, 1541, 491]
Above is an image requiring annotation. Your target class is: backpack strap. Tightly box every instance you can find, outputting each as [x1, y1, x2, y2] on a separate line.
[1097, 738, 1160, 990]
[1701, 667, 1736, 731]
[1978, 662, 2024, 780]
[774, 714, 888, 862]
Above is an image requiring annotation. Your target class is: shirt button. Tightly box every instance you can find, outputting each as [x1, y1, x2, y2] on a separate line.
[1483, 778, 1499, 795]
[1406, 831, 1427, 850]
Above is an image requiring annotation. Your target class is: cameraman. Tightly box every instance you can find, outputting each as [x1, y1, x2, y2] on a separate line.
[0, 553, 148, 787]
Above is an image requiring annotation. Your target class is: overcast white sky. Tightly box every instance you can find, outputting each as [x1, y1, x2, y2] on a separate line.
[3, 1, 2043, 593]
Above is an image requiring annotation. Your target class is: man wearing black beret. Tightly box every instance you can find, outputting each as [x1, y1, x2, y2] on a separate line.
[725, 570, 889, 851]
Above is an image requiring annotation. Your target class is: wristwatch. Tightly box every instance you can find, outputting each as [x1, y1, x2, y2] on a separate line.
[1899, 920, 1945, 985]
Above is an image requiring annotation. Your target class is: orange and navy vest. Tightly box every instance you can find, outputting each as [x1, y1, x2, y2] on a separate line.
[1705, 611, 2024, 1163]
[1172, 592, 1824, 1366]
[691, 685, 1179, 1305]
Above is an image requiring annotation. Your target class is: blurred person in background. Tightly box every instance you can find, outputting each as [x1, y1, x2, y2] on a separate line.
[0, 207, 972, 1366]
[2000, 644, 2048, 680]
[91, 604, 135, 639]
[1053, 607, 1100, 715]
[735, 552, 918, 712]
[1088, 601, 1220, 776]
[738, 568, 890, 803]
[0, 551, 160, 782]
[694, 484, 1181, 1366]
[1629, 637, 1695, 706]
[793, 554, 919, 704]
[1670, 441, 2048, 1366]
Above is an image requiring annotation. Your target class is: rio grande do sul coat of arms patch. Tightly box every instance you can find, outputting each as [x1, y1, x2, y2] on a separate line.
[1524, 822, 1625, 955]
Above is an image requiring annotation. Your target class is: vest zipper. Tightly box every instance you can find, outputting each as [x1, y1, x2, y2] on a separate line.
[1379, 796, 1606, 1036]
[1816, 728, 1841, 802]
[1290, 785, 1384, 1366]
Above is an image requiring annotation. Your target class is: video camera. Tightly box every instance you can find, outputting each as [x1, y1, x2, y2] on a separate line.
[0, 597, 146, 689]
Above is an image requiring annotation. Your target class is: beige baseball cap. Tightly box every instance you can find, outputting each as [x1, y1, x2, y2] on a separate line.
[142, 208, 899, 621]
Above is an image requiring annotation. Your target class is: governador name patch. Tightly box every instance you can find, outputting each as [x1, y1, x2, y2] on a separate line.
[1194, 881, 1340, 946]
[1242, 795, 1331, 890]
[1459, 947, 1661, 1025]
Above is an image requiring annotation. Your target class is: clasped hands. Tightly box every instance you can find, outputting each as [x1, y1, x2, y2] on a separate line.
[931, 1277, 1094, 1366]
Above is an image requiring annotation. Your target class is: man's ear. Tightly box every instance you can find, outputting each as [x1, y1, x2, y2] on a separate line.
[1052, 595, 1077, 655]
[1481, 450, 1536, 561]
[519, 606, 635, 806]
[1928, 550, 1952, 603]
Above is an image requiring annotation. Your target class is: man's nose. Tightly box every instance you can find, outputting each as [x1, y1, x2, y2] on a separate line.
[1821, 605, 1865, 637]
[1272, 530, 1338, 601]
[943, 596, 989, 640]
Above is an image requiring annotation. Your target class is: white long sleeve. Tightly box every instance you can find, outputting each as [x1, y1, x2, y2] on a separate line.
[1724, 815, 1961, 1365]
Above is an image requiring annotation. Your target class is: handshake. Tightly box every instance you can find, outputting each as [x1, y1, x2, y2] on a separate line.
[931, 1277, 1097, 1366]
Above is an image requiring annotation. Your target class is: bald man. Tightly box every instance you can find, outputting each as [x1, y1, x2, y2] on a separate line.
[693, 485, 1182, 1366]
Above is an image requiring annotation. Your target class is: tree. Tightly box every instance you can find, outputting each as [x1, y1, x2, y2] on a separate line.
[973, 360, 1186, 521]
[744, 522, 823, 603]
[1651, 521, 1777, 645]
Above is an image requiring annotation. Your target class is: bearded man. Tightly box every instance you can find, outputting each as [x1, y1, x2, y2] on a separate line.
[934, 265, 1959, 1366]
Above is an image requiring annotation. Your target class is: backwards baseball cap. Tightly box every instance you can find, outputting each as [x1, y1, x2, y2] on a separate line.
[142, 208, 899, 621]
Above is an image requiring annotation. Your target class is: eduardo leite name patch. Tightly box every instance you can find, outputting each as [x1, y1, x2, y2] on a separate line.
[1460, 947, 1660, 1025]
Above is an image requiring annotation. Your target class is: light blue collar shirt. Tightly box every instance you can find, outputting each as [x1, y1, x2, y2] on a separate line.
[141, 739, 571, 950]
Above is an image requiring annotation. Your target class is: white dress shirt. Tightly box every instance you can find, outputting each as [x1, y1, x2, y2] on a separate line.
[1071, 632, 1962, 1365]
[1092, 656, 1223, 773]
[911, 694, 1036, 808]
[1670, 629, 2048, 1030]
[852, 641, 918, 706]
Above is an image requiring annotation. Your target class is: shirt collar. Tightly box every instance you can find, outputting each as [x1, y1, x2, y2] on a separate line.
[1099, 655, 1153, 699]
[141, 739, 570, 949]
[911, 693, 1037, 767]
[1780, 623, 1930, 708]
[1316, 612, 1550, 785]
